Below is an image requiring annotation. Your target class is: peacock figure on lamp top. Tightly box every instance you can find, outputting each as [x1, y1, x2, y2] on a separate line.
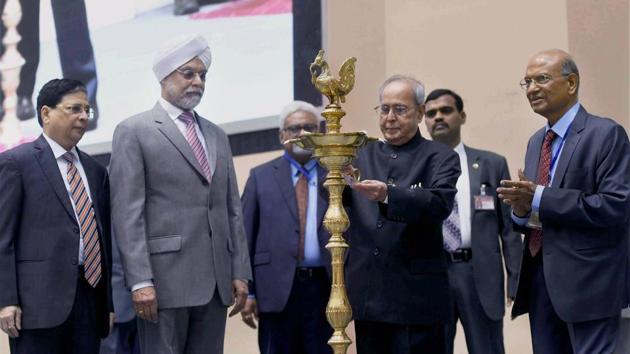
[310, 49, 357, 106]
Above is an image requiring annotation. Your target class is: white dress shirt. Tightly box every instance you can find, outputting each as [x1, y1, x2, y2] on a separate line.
[453, 142, 472, 248]
[43, 133, 92, 265]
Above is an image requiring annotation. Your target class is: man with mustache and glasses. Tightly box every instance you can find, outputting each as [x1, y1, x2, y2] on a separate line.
[497, 49, 630, 354]
[424, 89, 522, 354]
[343, 75, 460, 354]
[0, 79, 113, 354]
[240, 101, 333, 354]
[109, 34, 251, 354]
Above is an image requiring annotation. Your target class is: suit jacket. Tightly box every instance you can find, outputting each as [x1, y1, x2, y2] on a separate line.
[464, 146, 522, 321]
[241, 156, 330, 313]
[110, 233, 135, 323]
[110, 103, 251, 309]
[345, 131, 461, 325]
[0, 135, 113, 336]
[512, 106, 630, 323]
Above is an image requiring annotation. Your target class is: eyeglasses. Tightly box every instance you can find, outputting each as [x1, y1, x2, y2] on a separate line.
[425, 106, 455, 119]
[519, 73, 569, 89]
[374, 104, 416, 117]
[176, 69, 207, 81]
[56, 104, 94, 119]
[283, 123, 319, 134]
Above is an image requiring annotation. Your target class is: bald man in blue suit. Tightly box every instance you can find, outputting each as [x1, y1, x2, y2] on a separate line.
[498, 49, 630, 354]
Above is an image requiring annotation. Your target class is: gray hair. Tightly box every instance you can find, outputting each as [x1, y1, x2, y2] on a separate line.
[378, 75, 425, 106]
[561, 57, 580, 78]
[278, 100, 323, 129]
[560, 54, 580, 93]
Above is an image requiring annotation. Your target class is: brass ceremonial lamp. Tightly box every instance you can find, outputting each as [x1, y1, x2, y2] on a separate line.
[0, 0, 26, 146]
[291, 50, 373, 354]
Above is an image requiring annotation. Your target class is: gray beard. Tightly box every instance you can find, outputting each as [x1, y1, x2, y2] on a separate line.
[176, 94, 202, 110]
[164, 81, 203, 110]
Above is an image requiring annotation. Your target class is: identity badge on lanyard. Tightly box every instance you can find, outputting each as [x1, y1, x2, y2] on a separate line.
[474, 184, 495, 210]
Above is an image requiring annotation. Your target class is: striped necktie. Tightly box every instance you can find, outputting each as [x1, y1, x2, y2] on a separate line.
[179, 111, 211, 180]
[443, 198, 462, 252]
[62, 152, 102, 287]
[529, 130, 557, 257]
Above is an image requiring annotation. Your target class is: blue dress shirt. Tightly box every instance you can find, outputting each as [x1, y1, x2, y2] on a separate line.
[290, 159, 323, 267]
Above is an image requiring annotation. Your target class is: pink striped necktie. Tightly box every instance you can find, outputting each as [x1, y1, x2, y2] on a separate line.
[179, 111, 211, 180]
[62, 152, 102, 287]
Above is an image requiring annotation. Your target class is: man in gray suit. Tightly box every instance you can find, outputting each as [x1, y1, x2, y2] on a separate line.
[110, 34, 252, 354]
[424, 89, 522, 354]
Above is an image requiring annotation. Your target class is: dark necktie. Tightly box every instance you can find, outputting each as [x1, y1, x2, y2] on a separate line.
[295, 173, 309, 261]
[178, 111, 211, 180]
[529, 130, 556, 256]
[63, 152, 102, 287]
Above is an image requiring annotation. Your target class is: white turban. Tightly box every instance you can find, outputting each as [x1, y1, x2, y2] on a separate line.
[152, 34, 212, 82]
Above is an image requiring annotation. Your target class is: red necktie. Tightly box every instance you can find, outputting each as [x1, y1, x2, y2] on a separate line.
[295, 173, 308, 261]
[529, 130, 556, 256]
[63, 153, 102, 287]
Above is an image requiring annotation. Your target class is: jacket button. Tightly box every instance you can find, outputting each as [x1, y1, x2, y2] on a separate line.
[391, 153, 398, 159]
[202, 180, 209, 186]
[373, 248, 380, 256]
[387, 178, 394, 184]
[376, 220, 383, 228]
[71, 259, 78, 265]
[73, 227, 80, 234]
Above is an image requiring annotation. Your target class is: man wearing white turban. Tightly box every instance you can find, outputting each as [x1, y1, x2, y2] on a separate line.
[109, 34, 252, 353]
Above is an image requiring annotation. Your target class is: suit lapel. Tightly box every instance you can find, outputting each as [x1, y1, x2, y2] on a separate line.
[33, 136, 76, 223]
[274, 157, 299, 222]
[316, 165, 328, 234]
[78, 149, 104, 233]
[465, 146, 481, 218]
[550, 107, 586, 188]
[197, 116, 217, 178]
[526, 128, 545, 181]
[153, 104, 208, 181]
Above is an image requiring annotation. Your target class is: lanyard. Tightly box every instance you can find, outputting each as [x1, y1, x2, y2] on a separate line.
[283, 153, 313, 180]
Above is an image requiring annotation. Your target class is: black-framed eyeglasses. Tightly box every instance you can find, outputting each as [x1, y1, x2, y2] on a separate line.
[56, 104, 94, 119]
[519, 73, 569, 89]
[374, 104, 415, 117]
[176, 69, 207, 81]
[425, 106, 455, 119]
[283, 123, 319, 134]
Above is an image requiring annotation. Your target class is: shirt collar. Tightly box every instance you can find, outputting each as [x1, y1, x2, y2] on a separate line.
[158, 97, 195, 123]
[285, 152, 317, 177]
[546, 102, 580, 139]
[453, 141, 465, 155]
[42, 133, 79, 161]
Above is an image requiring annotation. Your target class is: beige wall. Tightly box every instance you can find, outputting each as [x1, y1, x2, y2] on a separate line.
[567, 0, 629, 131]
